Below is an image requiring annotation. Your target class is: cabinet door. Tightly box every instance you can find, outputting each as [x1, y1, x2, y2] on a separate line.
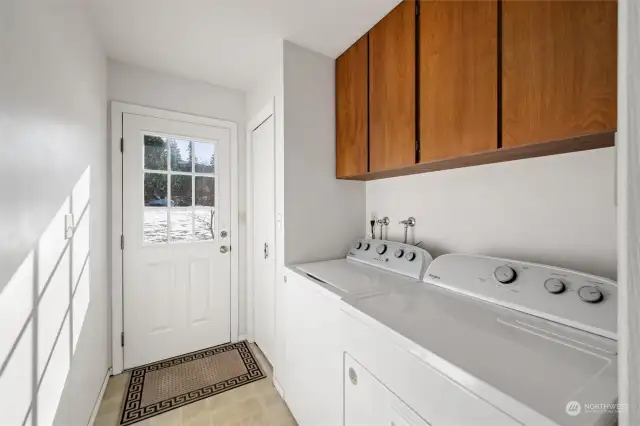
[369, 1, 416, 172]
[419, 1, 498, 162]
[282, 274, 342, 426]
[502, 0, 617, 148]
[344, 354, 430, 426]
[336, 34, 369, 178]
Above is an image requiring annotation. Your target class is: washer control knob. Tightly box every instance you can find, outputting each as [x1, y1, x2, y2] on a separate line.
[578, 286, 603, 303]
[405, 251, 417, 262]
[355, 241, 362, 250]
[376, 244, 387, 255]
[494, 266, 517, 284]
[544, 278, 565, 294]
[363, 243, 370, 251]
[394, 249, 404, 258]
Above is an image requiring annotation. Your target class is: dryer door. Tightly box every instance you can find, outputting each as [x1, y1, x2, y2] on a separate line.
[345, 353, 431, 426]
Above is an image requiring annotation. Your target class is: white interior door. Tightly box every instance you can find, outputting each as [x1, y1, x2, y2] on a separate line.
[122, 113, 231, 369]
[252, 115, 276, 363]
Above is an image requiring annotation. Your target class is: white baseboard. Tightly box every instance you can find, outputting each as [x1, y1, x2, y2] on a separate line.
[238, 334, 248, 342]
[273, 377, 284, 398]
[88, 368, 111, 426]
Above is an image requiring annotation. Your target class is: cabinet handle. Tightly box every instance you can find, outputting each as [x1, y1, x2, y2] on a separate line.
[348, 367, 358, 385]
[264, 242, 268, 259]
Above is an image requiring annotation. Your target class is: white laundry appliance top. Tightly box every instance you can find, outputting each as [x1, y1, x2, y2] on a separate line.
[296, 259, 417, 297]
[343, 253, 618, 426]
[292, 238, 434, 298]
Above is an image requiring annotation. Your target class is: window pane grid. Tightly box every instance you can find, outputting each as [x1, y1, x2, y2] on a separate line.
[142, 134, 217, 245]
[144, 170, 217, 177]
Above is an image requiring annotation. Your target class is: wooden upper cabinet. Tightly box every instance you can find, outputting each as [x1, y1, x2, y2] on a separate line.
[336, 35, 369, 178]
[419, 1, 498, 162]
[369, 1, 416, 173]
[502, 0, 617, 148]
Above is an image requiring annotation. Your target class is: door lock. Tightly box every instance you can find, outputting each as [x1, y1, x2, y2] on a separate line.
[220, 245, 229, 254]
[220, 230, 228, 238]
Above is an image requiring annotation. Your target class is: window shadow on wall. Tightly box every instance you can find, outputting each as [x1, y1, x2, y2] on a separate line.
[0, 167, 92, 426]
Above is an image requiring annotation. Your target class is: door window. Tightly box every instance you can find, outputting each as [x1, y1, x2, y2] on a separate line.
[142, 135, 216, 244]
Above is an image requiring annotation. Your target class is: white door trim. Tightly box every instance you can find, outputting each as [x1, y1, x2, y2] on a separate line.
[617, 2, 640, 424]
[110, 101, 239, 374]
[246, 99, 275, 343]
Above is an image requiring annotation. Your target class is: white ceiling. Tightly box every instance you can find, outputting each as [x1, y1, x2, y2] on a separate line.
[88, 0, 400, 91]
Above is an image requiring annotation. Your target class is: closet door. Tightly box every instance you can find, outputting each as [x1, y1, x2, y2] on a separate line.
[252, 114, 276, 364]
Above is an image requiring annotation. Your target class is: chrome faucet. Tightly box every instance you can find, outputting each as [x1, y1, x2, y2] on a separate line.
[399, 217, 416, 244]
[376, 217, 389, 240]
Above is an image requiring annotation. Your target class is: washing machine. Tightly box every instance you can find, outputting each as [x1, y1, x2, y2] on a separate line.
[341, 254, 618, 426]
[281, 238, 434, 426]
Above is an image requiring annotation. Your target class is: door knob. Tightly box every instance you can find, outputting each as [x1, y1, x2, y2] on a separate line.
[220, 230, 228, 238]
[220, 246, 229, 254]
[348, 367, 358, 385]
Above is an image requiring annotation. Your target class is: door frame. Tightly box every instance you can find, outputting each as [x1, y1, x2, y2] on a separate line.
[110, 101, 239, 374]
[618, 1, 639, 423]
[246, 99, 276, 343]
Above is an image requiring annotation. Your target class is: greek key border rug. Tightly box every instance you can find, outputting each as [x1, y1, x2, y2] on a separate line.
[119, 341, 265, 425]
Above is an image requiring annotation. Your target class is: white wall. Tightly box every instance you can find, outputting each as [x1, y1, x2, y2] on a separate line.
[246, 49, 285, 297]
[108, 60, 246, 124]
[247, 41, 367, 268]
[107, 60, 250, 336]
[245, 42, 365, 381]
[367, 148, 617, 279]
[0, 0, 109, 425]
[282, 41, 366, 265]
[246, 59, 282, 122]
[274, 39, 366, 389]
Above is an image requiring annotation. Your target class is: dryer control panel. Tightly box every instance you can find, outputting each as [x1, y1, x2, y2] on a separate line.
[424, 254, 617, 339]
[348, 239, 433, 280]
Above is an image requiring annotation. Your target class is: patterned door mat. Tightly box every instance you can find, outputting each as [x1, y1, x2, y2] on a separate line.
[119, 341, 266, 425]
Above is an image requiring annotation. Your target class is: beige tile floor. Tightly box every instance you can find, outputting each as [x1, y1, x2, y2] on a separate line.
[94, 344, 297, 426]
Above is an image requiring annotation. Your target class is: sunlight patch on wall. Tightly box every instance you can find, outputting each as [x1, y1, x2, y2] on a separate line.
[72, 205, 90, 285]
[0, 167, 92, 426]
[72, 259, 90, 351]
[37, 201, 70, 297]
[38, 248, 70, 379]
[0, 253, 34, 425]
[37, 313, 70, 426]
